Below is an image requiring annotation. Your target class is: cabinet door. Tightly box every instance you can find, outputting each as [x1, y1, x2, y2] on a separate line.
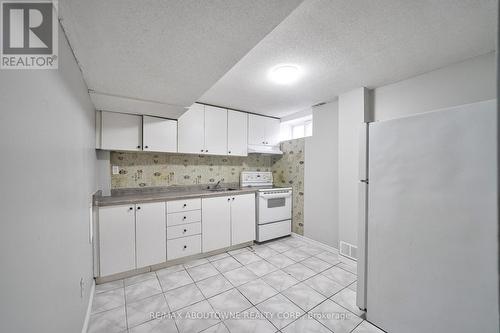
[101, 111, 142, 151]
[99, 205, 136, 276]
[178, 104, 205, 154]
[143, 116, 177, 153]
[231, 194, 256, 245]
[227, 110, 248, 156]
[264, 117, 281, 146]
[202, 196, 231, 252]
[135, 202, 166, 268]
[204, 105, 227, 155]
[248, 114, 267, 145]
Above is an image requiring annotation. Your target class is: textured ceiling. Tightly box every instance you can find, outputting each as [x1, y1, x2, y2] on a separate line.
[200, 0, 497, 117]
[59, 0, 303, 116]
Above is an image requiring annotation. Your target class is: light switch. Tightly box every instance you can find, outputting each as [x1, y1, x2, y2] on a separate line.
[112, 165, 120, 175]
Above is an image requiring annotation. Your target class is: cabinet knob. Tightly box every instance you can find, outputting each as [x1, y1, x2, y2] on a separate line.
[228, 151, 231, 154]
[129, 207, 133, 210]
[183, 229, 187, 233]
[183, 216, 187, 220]
[144, 145, 149, 149]
[201, 149, 204, 152]
[232, 197, 235, 200]
[227, 198, 230, 201]
[205, 150, 208, 152]
[183, 245, 187, 249]
[137, 145, 141, 149]
[183, 204, 187, 208]
[137, 206, 141, 210]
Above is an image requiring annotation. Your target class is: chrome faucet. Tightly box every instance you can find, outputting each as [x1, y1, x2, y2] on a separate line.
[214, 178, 224, 189]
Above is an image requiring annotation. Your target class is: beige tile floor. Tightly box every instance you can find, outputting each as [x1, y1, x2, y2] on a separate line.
[88, 236, 385, 333]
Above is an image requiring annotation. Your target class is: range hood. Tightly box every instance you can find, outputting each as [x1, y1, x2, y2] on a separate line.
[247, 144, 283, 155]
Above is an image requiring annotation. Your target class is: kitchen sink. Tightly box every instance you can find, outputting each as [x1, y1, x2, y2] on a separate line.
[207, 187, 238, 192]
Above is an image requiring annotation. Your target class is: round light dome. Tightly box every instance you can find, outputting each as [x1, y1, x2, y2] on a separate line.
[269, 64, 301, 85]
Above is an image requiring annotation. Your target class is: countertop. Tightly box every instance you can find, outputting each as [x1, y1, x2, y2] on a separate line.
[94, 184, 261, 207]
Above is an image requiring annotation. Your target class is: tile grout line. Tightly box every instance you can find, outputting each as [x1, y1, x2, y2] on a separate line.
[92, 238, 360, 333]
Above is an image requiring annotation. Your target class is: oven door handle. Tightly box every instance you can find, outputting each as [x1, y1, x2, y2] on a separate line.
[260, 192, 292, 199]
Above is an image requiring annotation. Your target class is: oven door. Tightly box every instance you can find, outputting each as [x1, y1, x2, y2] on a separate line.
[258, 191, 292, 224]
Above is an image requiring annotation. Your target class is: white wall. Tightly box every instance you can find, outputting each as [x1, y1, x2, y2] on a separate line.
[338, 88, 369, 248]
[0, 25, 97, 332]
[304, 101, 339, 248]
[373, 52, 496, 121]
[96, 150, 111, 196]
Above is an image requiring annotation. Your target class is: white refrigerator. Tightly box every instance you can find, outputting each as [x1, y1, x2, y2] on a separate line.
[357, 100, 498, 333]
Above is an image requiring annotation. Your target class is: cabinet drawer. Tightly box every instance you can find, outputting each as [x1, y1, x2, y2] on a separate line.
[167, 222, 201, 240]
[167, 210, 201, 226]
[167, 235, 201, 260]
[257, 219, 291, 242]
[167, 198, 201, 213]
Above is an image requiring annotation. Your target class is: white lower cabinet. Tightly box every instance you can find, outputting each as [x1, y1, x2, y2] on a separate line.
[167, 235, 202, 260]
[167, 222, 202, 240]
[135, 202, 166, 268]
[231, 194, 256, 245]
[167, 210, 201, 226]
[99, 205, 136, 276]
[202, 196, 231, 252]
[99, 202, 165, 276]
[202, 194, 256, 253]
[98, 194, 256, 276]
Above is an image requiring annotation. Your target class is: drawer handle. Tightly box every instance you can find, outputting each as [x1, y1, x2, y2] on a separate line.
[183, 245, 187, 249]
[183, 229, 187, 233]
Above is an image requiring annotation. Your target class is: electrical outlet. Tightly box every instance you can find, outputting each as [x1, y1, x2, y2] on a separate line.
[112, 165, 120, 175]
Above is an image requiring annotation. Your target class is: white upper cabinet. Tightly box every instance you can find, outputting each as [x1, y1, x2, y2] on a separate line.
[227, 110, 248, 156]
[204, 105, 228, 155]
[248, 114, 267, 145]
[264, 117, 281, 146]
[100, 111, 142, 151]
[178, 103, 229, 156]
[143, 116, 177, 153]
[178, 103, 205, 154]
[248, 114, 281, 146]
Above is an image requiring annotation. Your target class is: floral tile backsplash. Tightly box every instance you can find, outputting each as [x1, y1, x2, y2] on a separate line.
[271, 138, 305, 235]
[110, 138, 305, 235]
[110, 152, 272, 189]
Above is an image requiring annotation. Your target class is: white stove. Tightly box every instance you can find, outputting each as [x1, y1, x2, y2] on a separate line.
[240, 172, 292, 242]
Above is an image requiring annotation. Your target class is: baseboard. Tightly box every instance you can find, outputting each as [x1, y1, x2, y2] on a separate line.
[291, 233, 357, 265]
[290, 232, 339, 253]
[81, 279, 95, 333]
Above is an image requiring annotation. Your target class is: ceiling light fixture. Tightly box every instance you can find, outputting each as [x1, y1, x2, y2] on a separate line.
[269, 64, 301, 85]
